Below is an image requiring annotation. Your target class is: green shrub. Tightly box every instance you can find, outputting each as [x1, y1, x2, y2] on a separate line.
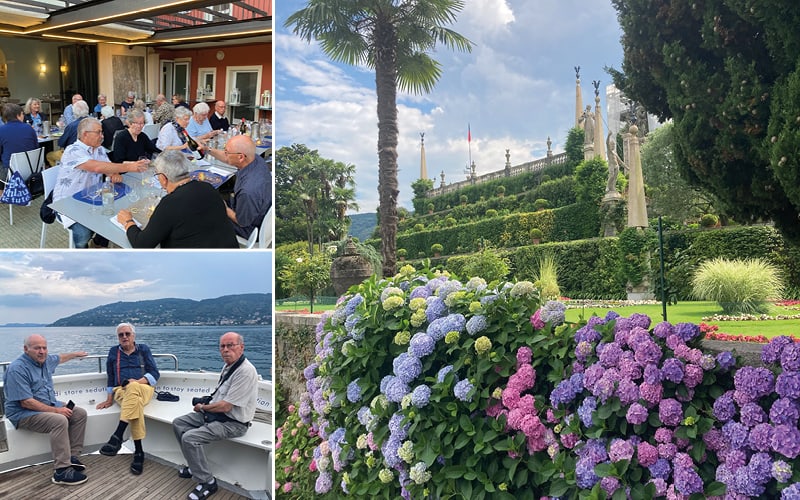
[445, 217, 456, 227]
[397, 248, 407, 258]
[691, 257, 784, 314]
[534, 198, 549, 211]
[486, 209, 498, 217]
[533, 252, 560, 300]
[700, 213, 719, 227]
[456, 246, 511, 282]
[530, 228, 544, 240]
[496, 185, 506, 195]
[426, 202, 434, 213]
[414, 223, 425, 231]
[431, 243, 443, 254]
[460, 194, 468, 205]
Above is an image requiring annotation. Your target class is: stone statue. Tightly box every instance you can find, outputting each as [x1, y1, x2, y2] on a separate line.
[579, 105, 594, 145]
[606, 132, 619, 194]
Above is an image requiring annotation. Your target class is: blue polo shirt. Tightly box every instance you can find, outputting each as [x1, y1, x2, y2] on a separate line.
[104, 343, 160, 392]
[0, 120, 39, 167]
[3, 353, 62, 428]
[231, 154, 271, 238]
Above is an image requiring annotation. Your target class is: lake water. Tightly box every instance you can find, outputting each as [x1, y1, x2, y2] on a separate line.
[0, 325, 271, 380]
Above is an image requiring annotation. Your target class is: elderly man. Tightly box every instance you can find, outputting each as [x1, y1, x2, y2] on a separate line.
[58, 100, 91, 149]
[208, 100, 229, 131]
[152, 93, 174, 126]
[173, 332, 258, 500]
[186, 102, 219, 143]
[206, 135, 271, 240]
[0, 103, 38, 179]
[93, 93, 107, 117]
[54, 117, 149, 248]
[96, 323, 159, 475]
[3, 335, 89, 485]
[63, 93, 83, 125]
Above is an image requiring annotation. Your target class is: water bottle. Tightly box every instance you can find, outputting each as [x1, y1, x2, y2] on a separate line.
[101, 176, 115, 215]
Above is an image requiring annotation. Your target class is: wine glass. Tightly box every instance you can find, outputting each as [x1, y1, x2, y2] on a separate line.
[88, 185, 101, 213]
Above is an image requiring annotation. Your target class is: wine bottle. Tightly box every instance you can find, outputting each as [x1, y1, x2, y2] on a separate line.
[182, 130, 205, 159]
[240, 117, 247, 135]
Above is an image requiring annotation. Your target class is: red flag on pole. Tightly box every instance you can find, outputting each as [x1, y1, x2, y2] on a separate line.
[468, 123, 471, 142]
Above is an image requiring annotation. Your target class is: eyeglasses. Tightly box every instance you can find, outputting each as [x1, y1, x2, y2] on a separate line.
[154, 172, 166, 180]
[130, 122, 144, 127]
[223, 149, 243, 157]
[219, 343, 242, 350]
[85, 130, 103, 134]
[118, 331, 133, 338]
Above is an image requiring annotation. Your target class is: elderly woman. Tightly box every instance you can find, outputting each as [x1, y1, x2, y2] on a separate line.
[111, 110, 160, 162]
[23, 97, 43, 129]
[155, 106, 199, 153]
[186, 102, 219, 143]
[100, 105, 125, 150]
[132, 99, 154, 125]
[116, 150, 238, 248]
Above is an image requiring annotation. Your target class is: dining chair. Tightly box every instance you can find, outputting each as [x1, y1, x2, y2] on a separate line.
[40, 165, 74, 248]
[237, 227, 258, 249]
[258, 206, 273, 249]
[143, 124, 160, 141]
[4, 146, 44, 225]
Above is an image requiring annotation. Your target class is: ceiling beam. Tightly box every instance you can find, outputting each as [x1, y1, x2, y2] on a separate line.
[234, 1, 268, 17]
[23, 0, 226, 34]
[137, 18, 270, 45]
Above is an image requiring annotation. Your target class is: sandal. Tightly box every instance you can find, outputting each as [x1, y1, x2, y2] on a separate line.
[187, 479, 218, 499]
[178, 466, 193, 478]
[130, 451, 144, 475]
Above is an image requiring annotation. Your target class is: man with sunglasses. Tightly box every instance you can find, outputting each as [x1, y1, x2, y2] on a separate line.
[96, 322, 160, 475]
[205, 135, 271, 240]
[173, 332, 257, 500]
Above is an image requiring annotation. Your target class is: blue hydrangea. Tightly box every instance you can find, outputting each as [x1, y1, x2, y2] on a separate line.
[409, 286, 431, 300]
[454, 379, 474, 402]
[465, 315, 487, 336]
[346, 379, 361, 403]
[344, 294, 363, 316]
[480, 294, 499, 306]
[393, 352, 422, 383]
[383, 376, 410, 403]
[409, 332, 435, 358]
[425, 296, 448, 323]
[540, 300, 567, 325]
[782, 483, 800, 499]
[578, 396, 597, 428]
[427, 313, 466, 341]
[411, 385, 431, 408]
[357, 406, 376, 430]
[437, 365, 456, 384]
[575, 457, 600, 489]
[648, 458, 671, 480]
[436, 279, 462, 300]
[330, 307, 347, 326]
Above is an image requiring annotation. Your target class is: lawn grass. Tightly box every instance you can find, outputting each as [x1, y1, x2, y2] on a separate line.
[565, 301, 800, 339]
[275, 299, 800, 339]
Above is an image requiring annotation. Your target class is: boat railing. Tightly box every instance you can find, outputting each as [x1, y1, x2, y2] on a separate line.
[0, 353, 179, 375]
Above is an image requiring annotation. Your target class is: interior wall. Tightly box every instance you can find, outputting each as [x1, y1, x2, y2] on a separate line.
[97, 44, 149, 108]
[0, 38, 62, 104]
[155, 41, 272, 107]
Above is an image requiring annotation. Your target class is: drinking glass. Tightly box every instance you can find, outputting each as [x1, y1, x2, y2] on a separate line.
[88, 186, 101, 213]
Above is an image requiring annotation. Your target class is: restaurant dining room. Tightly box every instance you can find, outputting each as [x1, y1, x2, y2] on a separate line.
[0, 0, 272, 249]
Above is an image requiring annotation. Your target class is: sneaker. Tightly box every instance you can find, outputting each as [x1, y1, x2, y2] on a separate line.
[70, 456, 86, 471]
[99, 435, 122, 456]
[130, 451, 144, 475]
[52, 467, 88, 485]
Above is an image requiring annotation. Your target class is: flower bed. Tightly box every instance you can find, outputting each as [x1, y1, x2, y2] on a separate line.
[285, 265, 800, 498]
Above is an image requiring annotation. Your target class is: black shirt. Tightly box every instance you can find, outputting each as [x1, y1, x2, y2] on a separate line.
[125, 180, 238, 248]
[209, 113, 229, 131]
[111, 130, 160, 162]
[101, 116, 126, 149]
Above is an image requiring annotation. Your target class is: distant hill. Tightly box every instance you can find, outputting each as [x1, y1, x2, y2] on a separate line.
[349, 212, 377, 241]
[50, 293, 271, 327]
[0, 323, 48, 328]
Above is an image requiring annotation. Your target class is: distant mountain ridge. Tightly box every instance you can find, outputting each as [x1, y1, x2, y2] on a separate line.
[50, 293, 271, 327]
[349, 212, 377, 241]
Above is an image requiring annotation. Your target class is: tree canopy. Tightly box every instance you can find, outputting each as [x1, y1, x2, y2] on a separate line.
[610, 0, 800, 241]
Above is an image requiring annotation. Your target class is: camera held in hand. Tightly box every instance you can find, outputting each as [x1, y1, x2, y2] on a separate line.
[192, 395, 212, 406]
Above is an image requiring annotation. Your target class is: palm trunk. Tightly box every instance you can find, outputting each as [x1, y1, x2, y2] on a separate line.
[375, 20, 399, 278]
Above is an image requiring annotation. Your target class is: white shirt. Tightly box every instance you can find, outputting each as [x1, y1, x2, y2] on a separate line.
[53, 139, 107, 202]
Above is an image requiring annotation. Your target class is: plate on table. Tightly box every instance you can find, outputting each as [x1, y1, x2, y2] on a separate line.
[190, 170, 225, 188]
[73, 182, 131, 204]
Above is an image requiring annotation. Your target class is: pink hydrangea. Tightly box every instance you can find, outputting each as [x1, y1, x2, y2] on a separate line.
[637, 441, 659, 467]
[530, 310, 545, 330]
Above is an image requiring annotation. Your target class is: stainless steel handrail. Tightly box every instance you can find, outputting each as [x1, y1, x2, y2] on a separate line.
[0, 353, 179, 374]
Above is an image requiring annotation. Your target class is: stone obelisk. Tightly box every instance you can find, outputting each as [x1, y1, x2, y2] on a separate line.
[574, 66, 582, 127]
[419, 133, 428, 181]
[593, 81, 605, 160]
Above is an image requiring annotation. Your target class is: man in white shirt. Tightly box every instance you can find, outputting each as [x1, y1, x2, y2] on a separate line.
[63, 94, 83, 125]
[53, 118, 148, 248]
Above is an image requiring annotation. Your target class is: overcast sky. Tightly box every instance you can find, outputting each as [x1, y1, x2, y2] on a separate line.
[275, 0, 625, 213]
[0, 251, 272, 325]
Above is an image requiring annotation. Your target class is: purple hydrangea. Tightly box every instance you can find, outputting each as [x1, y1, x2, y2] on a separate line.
[425, 296, 447, 323]
[782, 343, 800, 372]
[303, 362, 319, 381]
[653, 321, 673, 338]
[762, 336, 795, 364]
[661, 358, 685, 384]
[772, 425, 800, 459]
[713, 391, 736, 422]
[575, 324, 602, 344]
[740, 402, 767, 427]
[776, 371, 800, 400]
[643, 363, 662, 385]
[540, 300, 567, 325]
[609, 438, 635, 462]
[633, 341, 663, 366]
[749, 423, 774, 452]
[550, 373, 584, 407]
[617, 378, 640, 405]
[771, 398, 800, 426]
[454, 379, 474, 402]
[315, 471, 333, 493]
[722, 420, 750, 449]
[716, 351, 736, 371]
[344, 293, 363, 316]
[658, 398, 683, 427]
[734, 366, 775, 402]
[578, 396, 597, 428]
[598, 342, 623, 368]
[626, 402, 649, 425]
[426, 313, 466, 341]
[575, 457, 600, 489]
[674, 322, 700, 342]
[783, 483, 800, 499]
[409, 285, 431, 300]
[648, 458, 671, 480]
[409, 332, 435, 358]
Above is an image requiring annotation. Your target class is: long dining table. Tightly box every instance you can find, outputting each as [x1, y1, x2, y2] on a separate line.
[47, 156, 237, 248]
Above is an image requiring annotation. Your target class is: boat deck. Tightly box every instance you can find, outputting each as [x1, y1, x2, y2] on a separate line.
[0, 453, 250, 500]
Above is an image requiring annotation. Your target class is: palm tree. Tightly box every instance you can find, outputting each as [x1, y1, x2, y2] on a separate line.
[286, 0, 472, 277]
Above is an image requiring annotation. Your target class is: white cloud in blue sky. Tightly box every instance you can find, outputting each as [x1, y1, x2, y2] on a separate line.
[0, 251, 272, 324]
[276, 0, 625, 213]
